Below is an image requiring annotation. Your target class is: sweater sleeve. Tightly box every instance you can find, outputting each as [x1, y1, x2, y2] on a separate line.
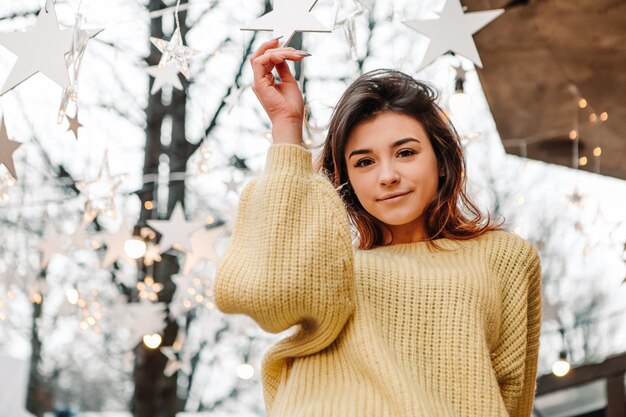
[214, 143, 355, 351]
[491, 237, 542, 417]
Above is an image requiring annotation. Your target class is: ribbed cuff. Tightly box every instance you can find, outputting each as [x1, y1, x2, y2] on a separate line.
[265, 143, 313, 175]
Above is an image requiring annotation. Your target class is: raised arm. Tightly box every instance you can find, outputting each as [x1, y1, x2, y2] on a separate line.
[214, 143, 355, 354]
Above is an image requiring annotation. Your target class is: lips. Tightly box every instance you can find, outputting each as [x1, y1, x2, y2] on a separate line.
[378, 191, 411, 201]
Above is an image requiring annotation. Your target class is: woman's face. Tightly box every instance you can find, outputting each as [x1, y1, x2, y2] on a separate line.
[343, 112, 441, 244]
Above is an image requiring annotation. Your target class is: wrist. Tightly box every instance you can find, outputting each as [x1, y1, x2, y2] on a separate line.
[272, 121, 303, 145]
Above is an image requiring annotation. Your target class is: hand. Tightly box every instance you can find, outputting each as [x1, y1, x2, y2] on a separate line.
[250, 38, 310, 144]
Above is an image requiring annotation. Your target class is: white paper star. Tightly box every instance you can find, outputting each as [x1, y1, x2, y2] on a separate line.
[146, 63, 183, 95]
[36, 224, 67, 268]
[0, 118, 22, 180]
[402, 0, 504, 70]
[147, 202, 205, 253]
[183, 226, 226, 275]
[76, 151, 126, 226]
[0, 0, 73, 95]
[150, 28, 198, 80]
[101, 220, 137, 268]
[241, 0, 331, 47]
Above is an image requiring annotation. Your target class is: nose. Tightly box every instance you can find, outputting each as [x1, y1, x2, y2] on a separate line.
[379, 161, 400, 186]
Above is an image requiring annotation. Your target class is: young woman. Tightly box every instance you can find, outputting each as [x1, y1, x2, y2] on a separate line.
[215, 38, 542, 417]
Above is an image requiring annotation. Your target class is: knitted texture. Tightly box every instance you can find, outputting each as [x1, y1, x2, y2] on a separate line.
[215, 143, 542, 417]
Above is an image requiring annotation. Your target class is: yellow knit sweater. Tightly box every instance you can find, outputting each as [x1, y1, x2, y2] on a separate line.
[215, 143, 542, 417]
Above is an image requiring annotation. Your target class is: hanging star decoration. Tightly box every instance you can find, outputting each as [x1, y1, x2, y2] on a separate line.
[146, 63, 183, 95]
[182, 225, 226, 275]
[402, 0, 504, 71]
[223, 171, 240, 195]
[101, 219, 137, 268]
[241, 0, 331, 47]
[150, 27, 198, 80]
[0, 118, 22, 180]
[0, 0, 73, 95]
[565, 185, 586, 209]
[333, 0, 368, 59]
[36, 224, 68, 268]
[66, 112, 82, 139]
[76, 151, 127, 226]
[58, 12, 103, 121]
[147, 202, 205, 254]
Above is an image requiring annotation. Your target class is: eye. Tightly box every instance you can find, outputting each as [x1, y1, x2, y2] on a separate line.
[398, 149, 415, 158]
[354, 158, 373, 168]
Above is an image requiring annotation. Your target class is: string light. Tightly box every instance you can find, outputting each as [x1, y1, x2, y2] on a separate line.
[593, 147, 601, 157]
[578, 98, 587, 109]
[578, 156, 587, 166]
[237, 363, 255, 380]
[599, 112, 608, 121]
[143, 333, 162, 349]
[552, 350, 571, 377]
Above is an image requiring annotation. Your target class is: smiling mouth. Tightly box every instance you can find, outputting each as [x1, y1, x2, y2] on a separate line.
[378, 192, 411, 202]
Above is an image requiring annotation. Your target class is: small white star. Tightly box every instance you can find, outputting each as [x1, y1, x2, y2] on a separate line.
[146, 63, 183, 95]
[150, 28, 198, 80]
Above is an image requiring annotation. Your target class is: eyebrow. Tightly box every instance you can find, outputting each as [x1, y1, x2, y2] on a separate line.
[348, 137, 421, 159]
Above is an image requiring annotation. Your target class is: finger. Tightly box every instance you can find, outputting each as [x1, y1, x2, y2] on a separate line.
[257, 50, 306, 73]
[275, 60, 295, 84]
[249, 37, 282, 62]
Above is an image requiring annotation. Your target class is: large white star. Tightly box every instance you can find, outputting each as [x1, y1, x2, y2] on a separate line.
[0, 0, 73, 95]
[241, 0, 331, 47]
[0, 118, 22, 180]
[146, 63, 183, 95]
[402, 0, 504, 70]
[147, 202, 205, 254]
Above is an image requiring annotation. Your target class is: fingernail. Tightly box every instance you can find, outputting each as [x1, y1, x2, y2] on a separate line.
[296, 51, 312, 57]
[271, 35, 284, 41]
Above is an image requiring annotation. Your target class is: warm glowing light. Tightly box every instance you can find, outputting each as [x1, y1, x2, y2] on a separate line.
[516, 196, 525, 205]
[144, 201, 154, 210]
[66, 288, 79, 305]
[552, 359, 571, 377]
[588, 113, 597, 123]
[579, 156, 588, 166]
[578, 98, 587, 108]
[568, 130, 577, 140]
[599, 112, 608, 121]
[513, 227, 522, 235]
[125, 238, 147, 259]
[237, 363, 255, 380]
[593, 147, 601, 157]
[206, 216, 214, 224]
[143, 334, 162, 349]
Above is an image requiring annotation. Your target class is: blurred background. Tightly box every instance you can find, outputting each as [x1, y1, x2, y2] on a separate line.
[0, 0, 624, 416]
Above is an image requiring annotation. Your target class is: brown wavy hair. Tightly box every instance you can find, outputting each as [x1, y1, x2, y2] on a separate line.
[312, 69, 504, 251]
